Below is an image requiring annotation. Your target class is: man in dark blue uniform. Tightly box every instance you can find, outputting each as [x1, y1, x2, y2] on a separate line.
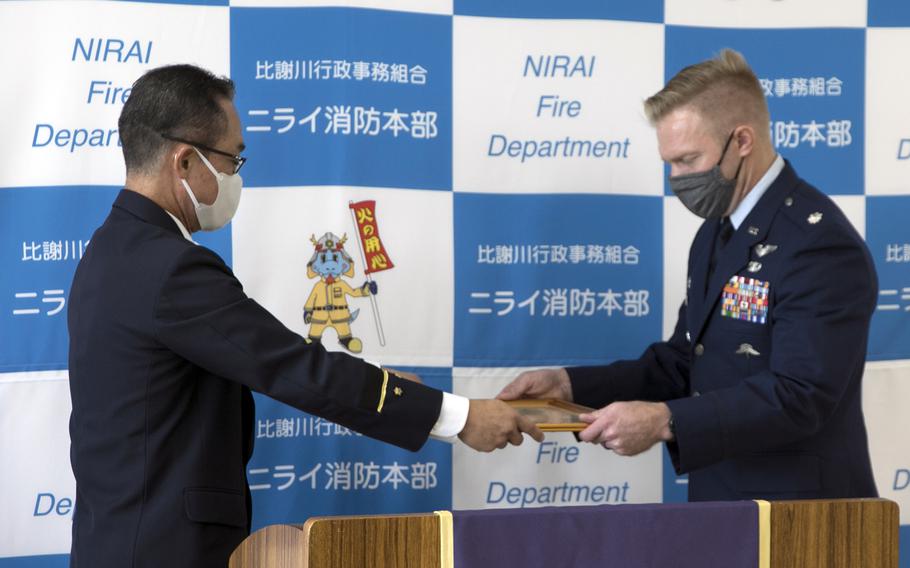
[68, 64, 542, 567]
[499, 49, 878, 501]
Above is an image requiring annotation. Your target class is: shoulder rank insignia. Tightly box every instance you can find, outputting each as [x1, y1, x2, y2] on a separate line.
[808, 212, 823, 224]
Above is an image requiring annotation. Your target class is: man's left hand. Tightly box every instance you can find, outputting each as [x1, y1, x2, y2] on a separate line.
[577, 401, 672, 456]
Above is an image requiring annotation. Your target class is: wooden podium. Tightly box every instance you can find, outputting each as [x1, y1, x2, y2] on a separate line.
[229, 499, 899, 568]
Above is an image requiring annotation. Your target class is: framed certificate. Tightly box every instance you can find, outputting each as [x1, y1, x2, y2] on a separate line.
[504, 399, 595, 432]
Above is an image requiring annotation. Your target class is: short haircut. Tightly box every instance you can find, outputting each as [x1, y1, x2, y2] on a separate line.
[644, 49, 769, 142]
[118, 64, 235, 174]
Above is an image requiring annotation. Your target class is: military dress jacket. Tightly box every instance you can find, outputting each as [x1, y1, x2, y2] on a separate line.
[569, 161, 878, 501]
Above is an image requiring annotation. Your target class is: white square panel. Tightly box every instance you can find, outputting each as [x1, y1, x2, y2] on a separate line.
[830, 195, 866, 238]
[665, 0, 866, 28]
[452, 367, 662, 510]
[453, 16, 664, 195]
[0, 371, 74, 557]
[865, 28, 910, 196]
[0, 1, 229, 189]
[862, 360, 910, 524]
[232, 186, 454, 367]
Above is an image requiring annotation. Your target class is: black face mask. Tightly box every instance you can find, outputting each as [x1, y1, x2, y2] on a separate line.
[668, 131, 743, 219]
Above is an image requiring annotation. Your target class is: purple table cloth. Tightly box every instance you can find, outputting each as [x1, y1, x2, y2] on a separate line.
[452, 501, 759, 567]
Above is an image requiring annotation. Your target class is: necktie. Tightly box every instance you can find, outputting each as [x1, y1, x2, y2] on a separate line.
[717, 217, 734, 248]
[706, 217, 733, 295]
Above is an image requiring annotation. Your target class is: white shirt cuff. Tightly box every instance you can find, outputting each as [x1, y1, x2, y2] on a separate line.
[429, 391, 469, 442]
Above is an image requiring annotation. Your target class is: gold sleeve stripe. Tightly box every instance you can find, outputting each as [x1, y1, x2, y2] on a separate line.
[754, 499, 770, 568]
[377, 368, 390, 413]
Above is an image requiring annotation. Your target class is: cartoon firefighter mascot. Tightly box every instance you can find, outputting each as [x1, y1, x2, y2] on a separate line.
[303, 232, 377, 353]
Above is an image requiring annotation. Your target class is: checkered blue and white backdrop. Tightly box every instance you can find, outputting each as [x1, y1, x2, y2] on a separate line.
[1, 1, 909, 565]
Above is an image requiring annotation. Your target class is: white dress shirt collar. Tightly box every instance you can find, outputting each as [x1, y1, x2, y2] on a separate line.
[729, 154, 785, 230]
[164, 210, 196, 243]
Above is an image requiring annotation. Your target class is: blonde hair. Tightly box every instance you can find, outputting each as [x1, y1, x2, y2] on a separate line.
[644, 49, 769, 142]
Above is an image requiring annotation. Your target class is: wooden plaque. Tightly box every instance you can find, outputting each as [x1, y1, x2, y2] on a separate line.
[505, 399, 595, 432]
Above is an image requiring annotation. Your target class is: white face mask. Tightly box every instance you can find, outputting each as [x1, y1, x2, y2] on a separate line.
[180, 147, 243, 231]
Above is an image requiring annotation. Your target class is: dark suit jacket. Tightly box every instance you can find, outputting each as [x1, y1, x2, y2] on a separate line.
[68, 189, 443, 567]
[570, 161, 878, 501]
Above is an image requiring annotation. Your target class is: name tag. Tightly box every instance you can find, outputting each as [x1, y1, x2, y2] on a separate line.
[721, 276, 769, 324]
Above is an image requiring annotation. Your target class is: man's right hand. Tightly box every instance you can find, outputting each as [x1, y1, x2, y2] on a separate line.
[458, 399, 545, 452]
[496, 368, 573, 402]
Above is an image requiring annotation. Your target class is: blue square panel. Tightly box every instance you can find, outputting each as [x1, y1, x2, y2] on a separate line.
[869, 0, 910, 26]
[662, 445, 688, 504]
[454, 193, 662, 367]
[0, 556, 70, 568]
[0, 186, 233, 373]
[0, 186, 118, 372]
[231, 7, 452, 190]
[248, 366, 452, 529]
[867, 196, 910, 361]
[664, 27, 864, 196]
[454, 0, 662, 23]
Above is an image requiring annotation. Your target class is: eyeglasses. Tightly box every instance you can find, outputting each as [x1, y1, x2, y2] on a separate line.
[160, 133, 246, 174]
